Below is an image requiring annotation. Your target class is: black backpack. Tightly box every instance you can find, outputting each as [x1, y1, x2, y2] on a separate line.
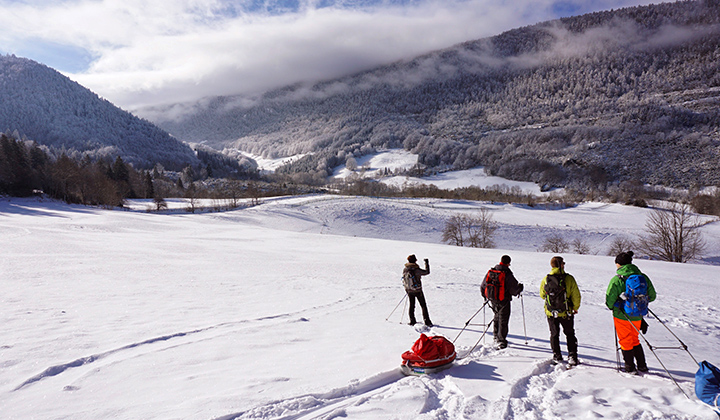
[544, 273, 569, 316]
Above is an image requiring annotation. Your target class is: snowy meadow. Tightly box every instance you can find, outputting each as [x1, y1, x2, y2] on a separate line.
[1, 192, 720, 419]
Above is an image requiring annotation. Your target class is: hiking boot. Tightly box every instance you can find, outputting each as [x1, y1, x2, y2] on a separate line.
[568, 355, 579, 366]
[424, 320, 433, 327]
[497, 341, 508, 349]
[633, 345, 648, 372]
[622, 349, 636, 373]
[552, 354, 564, 365]
[409, 321, 417, 326]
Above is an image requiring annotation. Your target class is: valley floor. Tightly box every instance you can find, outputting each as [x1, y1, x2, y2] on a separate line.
[1, 196, 719, 419]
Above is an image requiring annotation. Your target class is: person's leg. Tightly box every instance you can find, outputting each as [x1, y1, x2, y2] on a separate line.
[490, 301, 502, 342]
[614, 318, 641, 372]
[547, 317, 562, 360]
[561, 316, 579, 364]
[416, 292, 432, 325]
[614, 318, 641, 350]
[408, 293, 417, 325]
[497, 301, 511, 347]
[634, 345, 648, 372]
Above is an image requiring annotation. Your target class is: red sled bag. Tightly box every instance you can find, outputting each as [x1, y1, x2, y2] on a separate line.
[401, 334, 456, 375]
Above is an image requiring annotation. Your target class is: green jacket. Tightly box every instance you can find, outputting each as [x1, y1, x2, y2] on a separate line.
[539, 267, 581, 318]
[605, 263, 656, 321]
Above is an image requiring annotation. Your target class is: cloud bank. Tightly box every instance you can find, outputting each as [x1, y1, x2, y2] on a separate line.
[0, 0, 656, 110]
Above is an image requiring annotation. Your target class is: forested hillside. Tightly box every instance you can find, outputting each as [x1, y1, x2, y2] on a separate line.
[0, 55, 199, 171]
[149, 0, 720, 189]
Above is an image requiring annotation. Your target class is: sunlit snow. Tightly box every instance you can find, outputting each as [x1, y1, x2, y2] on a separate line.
[2, 193, 719, 419]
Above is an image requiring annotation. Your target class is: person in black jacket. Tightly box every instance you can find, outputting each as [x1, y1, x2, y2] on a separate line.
[481, 255, 523, 349]
[403, 254, 432, 327]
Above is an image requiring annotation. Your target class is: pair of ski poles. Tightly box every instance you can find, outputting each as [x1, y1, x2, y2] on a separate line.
[452, 294, 529, 359]
[386, 294, 408, 323]
[387, 292, 529, 350]
[613, 307, 700, 399]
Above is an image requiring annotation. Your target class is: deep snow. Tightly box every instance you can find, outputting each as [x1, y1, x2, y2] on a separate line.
[1, 194, 719, 419]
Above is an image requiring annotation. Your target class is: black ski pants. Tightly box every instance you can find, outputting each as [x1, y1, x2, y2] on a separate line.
[407, 290, 431, 325]
[490, 300, 511, 345]
[547, 315, 578, 358]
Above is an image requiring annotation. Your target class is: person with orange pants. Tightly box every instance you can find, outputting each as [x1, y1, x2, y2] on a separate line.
[605, 251, 657, 373]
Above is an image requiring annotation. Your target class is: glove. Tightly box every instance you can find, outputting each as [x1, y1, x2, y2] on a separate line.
[517, 283, 524, 294]
[424, 258, 429, 264]
[641, 318, 649, 334]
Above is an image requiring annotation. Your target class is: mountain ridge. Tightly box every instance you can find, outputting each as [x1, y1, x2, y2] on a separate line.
[0, 55, 199, 171]
[145, 0, 720, 188]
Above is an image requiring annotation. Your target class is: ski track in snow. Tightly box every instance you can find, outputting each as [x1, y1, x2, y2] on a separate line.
[216, 330, 709, 420]
[13, 295, 367, 392]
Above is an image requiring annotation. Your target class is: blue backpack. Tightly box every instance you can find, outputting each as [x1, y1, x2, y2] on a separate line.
[619, 274, 649, 316]
[696, 361, 720, 415]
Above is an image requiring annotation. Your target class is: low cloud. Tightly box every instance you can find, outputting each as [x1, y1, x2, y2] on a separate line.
[0, 0, 658, 111]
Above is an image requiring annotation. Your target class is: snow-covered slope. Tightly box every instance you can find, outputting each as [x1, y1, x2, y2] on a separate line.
[0, 55, 199, 170]
[1, 196, 719, 419]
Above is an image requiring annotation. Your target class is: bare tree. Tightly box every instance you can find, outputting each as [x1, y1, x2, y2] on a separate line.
[467, 208, 498, 248]
[606, 236, 635, 256]
[442, 215, 466, 247]
[572, 237, 592, 255]
[153, 196, 168, 211]
[247, 181, 263, 206]
[442, 210, 497, 248]
[637, 202, 707, 263]
[541, 234, 569, 253]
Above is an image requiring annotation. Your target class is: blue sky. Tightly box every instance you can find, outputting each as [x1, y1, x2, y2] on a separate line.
[0, 0, 656, 111]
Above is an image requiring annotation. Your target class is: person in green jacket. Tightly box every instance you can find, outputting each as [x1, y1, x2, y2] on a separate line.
[605, 251, 657, 373]
[540, 256, 581, 365]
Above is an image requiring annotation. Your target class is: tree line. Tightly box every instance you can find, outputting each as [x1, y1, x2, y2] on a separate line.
[1, 134, 156, 206]
[0, 134, 323, 208]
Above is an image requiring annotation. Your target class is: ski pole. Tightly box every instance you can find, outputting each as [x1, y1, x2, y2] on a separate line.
[458, 300, 506, 359]
[521, 294, 528, 345]
[386, 294, 408, 322]
[453, 300, 489, 343]
[458, 318, 495, 359]
[621, 313, 689, 399]
[613, 321, 622, 372]
[647, 308, 699, 366]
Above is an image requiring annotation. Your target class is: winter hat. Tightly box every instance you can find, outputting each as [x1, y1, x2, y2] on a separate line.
[615, 251, 634, 266]
[408, 254, 417, 263]
[501, 255, 511, 265]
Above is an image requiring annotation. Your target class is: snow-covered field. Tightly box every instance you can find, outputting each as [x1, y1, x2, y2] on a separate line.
[329, 149, 547, 195]
[2, 195, 720, 419]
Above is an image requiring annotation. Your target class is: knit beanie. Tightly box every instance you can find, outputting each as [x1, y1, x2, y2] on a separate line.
[615, 251, 634, 266]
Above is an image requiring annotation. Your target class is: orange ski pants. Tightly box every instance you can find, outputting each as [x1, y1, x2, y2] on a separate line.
[614, 317, 642, 351]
